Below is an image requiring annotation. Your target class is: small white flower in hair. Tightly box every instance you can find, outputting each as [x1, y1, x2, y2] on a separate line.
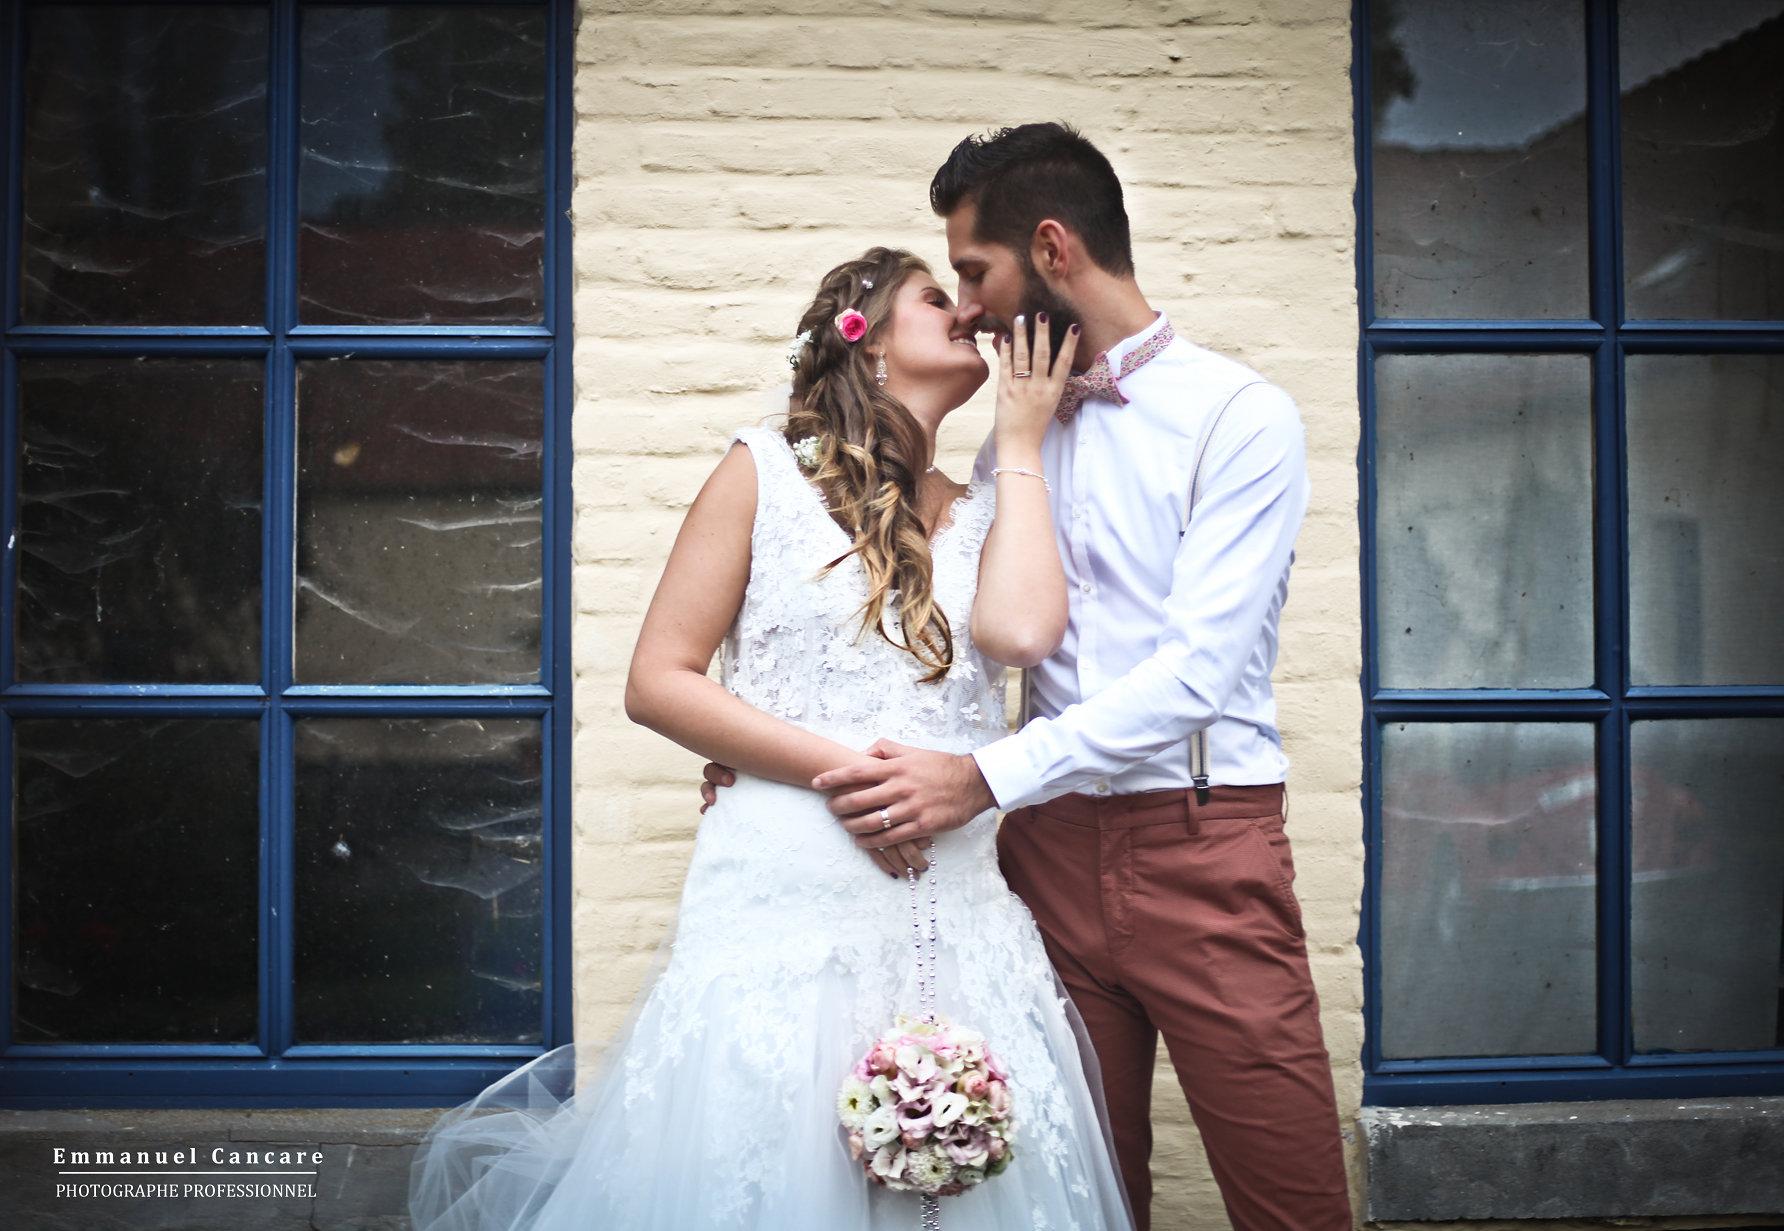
[786, 328, 814, 369]
[791, 436, 821, 469]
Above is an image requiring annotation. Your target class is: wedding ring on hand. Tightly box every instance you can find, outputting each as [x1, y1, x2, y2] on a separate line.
[1013, 370, 1032, 379]
[879, 807, 893, 831]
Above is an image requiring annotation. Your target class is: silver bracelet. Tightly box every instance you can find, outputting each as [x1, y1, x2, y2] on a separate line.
[991, 466, 1052, 494]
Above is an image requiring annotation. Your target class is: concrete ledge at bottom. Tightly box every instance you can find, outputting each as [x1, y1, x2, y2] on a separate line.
[1360, 1096, 1784, 1223]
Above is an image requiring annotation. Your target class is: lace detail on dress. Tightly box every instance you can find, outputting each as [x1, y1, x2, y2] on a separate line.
[718, 422, 1006, 748]
[601, 423, 1104, 1221]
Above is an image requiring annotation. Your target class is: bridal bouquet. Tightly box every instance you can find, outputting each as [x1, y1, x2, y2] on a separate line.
[836, 1013, 1015, 1197]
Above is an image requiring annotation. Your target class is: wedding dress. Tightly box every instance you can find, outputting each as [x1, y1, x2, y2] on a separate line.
[408, 418, 1135, 1230]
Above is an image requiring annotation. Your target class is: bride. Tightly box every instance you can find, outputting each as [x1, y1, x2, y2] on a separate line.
[407, 247, 1135, 1230]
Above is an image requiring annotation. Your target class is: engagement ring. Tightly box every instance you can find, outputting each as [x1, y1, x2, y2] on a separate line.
[879, 807, 893, 830]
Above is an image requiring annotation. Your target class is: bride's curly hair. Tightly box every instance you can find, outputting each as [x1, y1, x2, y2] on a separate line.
[784, 247, 955, 684]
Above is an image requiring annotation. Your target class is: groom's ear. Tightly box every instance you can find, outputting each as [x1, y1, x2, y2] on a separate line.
[1030, 219, 1072, 280]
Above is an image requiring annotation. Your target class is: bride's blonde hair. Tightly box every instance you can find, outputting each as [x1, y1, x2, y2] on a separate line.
[784, 247, 954, 684]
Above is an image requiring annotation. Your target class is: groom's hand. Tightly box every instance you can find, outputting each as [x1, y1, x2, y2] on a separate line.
[814, 740, 998, 852]
[698, 762, 735, 815]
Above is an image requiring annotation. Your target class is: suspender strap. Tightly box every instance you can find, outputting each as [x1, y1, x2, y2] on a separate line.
[1185, 380, 1266, 804]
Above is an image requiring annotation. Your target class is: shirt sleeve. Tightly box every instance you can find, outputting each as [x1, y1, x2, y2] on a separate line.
[969, 382, 1310, 812]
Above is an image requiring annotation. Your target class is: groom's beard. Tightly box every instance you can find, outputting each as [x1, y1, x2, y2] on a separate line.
[1018, 264, 1082, 367]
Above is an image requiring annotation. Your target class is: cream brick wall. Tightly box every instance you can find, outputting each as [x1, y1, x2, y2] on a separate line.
[568, 2, 1362, 1226]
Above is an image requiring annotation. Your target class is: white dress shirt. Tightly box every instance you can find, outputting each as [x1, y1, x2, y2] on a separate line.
[968, 312, 1310, 812]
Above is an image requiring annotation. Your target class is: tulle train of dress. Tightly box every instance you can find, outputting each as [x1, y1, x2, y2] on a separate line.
[407, 418, 1136, 1230]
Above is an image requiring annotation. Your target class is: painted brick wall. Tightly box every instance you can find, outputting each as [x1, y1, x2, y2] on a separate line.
[567, 2, 1362, 1225]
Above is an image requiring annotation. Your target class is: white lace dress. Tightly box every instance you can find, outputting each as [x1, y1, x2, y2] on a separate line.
[408, 422, 1135, 1231]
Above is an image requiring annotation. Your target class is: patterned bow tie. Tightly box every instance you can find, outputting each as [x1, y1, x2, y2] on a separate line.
[1055, 318, 1175, 423]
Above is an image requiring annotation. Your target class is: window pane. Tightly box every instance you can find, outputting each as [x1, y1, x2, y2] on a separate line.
[298, 6, 546, 324]
[1620, 2, 1784, 320]
[1380, 721, 1597, 1059]
[19, 6, 267, 325]
[1370, 0, 1588, 318]
[16, 357, 264, 683]
[12, 719, 259, 1044]
[1627, 354, 1784, 685]
[1632, 719, 1784, 1053]
[294, 358, 543, 683]
[1375, 353, 1594, 689]
[293, 717, 543, 1044]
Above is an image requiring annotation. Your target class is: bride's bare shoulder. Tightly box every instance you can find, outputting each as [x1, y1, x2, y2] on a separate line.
[685, 439, 758, 533]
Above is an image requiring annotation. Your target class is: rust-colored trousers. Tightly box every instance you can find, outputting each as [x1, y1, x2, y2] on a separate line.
[997, 784, 1352, 1231]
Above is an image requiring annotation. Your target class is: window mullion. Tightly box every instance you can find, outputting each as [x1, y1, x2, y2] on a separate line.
[1587, 0, 1634, 1068]
[264, 0, 299, 1060]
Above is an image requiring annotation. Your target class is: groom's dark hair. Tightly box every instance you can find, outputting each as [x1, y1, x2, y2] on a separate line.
[929, 123, 1134, 277]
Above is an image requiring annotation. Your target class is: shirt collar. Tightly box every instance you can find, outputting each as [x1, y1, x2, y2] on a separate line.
[1102, 310, 1170, 373]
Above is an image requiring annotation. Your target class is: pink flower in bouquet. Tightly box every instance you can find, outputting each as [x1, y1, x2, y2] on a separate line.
[847, 1131, 866, 1161]
[987, 1079, 1012, 1117]
[959, 1072, 989, 1099]
[894, 1071, 943, 1103]
[945, 1127, 991, 1168]
[985, 1050, 1009, 1081]
[987, 1135, 1008, 1162]
[896, 1103, 935, 1136]
[834, 309, 867, 342]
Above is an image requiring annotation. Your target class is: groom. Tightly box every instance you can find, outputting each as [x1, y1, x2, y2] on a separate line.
[703, 123, 1352, 1230]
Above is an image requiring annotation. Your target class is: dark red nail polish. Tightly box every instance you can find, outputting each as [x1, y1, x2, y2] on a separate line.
[1037, 312, 1048, 323]
[1069, 324, 1081, 335]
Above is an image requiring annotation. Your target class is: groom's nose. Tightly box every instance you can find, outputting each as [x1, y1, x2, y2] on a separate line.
[949, 302, 985, 341]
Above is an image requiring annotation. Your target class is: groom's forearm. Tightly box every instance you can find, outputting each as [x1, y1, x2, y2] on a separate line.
[972, 660, 1218, 811]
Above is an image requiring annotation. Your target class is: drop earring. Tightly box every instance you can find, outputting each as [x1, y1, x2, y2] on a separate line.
[874, 354, 888, 387]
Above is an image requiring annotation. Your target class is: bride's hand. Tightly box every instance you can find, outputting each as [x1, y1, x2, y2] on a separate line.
[835, 753, 932, 879]
[993, 313, 1080, 452]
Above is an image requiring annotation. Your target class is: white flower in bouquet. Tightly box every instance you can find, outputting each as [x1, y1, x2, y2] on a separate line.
[862, 1104, 900, 1152]
[836, 1076, 874, 1130]
[906, 1146, 954, 1190]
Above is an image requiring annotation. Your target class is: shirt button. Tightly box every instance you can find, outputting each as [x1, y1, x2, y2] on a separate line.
[1093, 781, 1112, 796]
[1080, 581, 1093, 595]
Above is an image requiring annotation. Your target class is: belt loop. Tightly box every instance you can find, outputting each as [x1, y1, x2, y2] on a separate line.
[1180, 789, 1202, 836]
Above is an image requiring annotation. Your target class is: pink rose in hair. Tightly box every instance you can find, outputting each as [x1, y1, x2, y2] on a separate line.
[834, 309, 867, 342]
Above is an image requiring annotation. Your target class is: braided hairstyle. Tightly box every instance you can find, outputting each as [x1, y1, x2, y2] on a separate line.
[783, 247, 955, 684]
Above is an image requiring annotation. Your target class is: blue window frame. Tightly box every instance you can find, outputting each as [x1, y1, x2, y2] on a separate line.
[0, 0, 575, 1106]
[1357, 0, 1784, 1105]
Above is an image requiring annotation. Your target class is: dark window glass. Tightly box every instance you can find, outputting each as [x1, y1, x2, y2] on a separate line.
[1375, 353, 1594, 689]
[16, 357, 264, 683]
[293, 716, 543, 1044]
[1619, 2, 1784, 320]
[1630, 718, 1784, 1054]
[19, 6, 268, 325]
[298, 6, 547, 324]
[1370, 0, 1589, 319]
[294, 357, 544, 684]
[13, 719, 260, 1044]
[1380, 721, 1598, 1060]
